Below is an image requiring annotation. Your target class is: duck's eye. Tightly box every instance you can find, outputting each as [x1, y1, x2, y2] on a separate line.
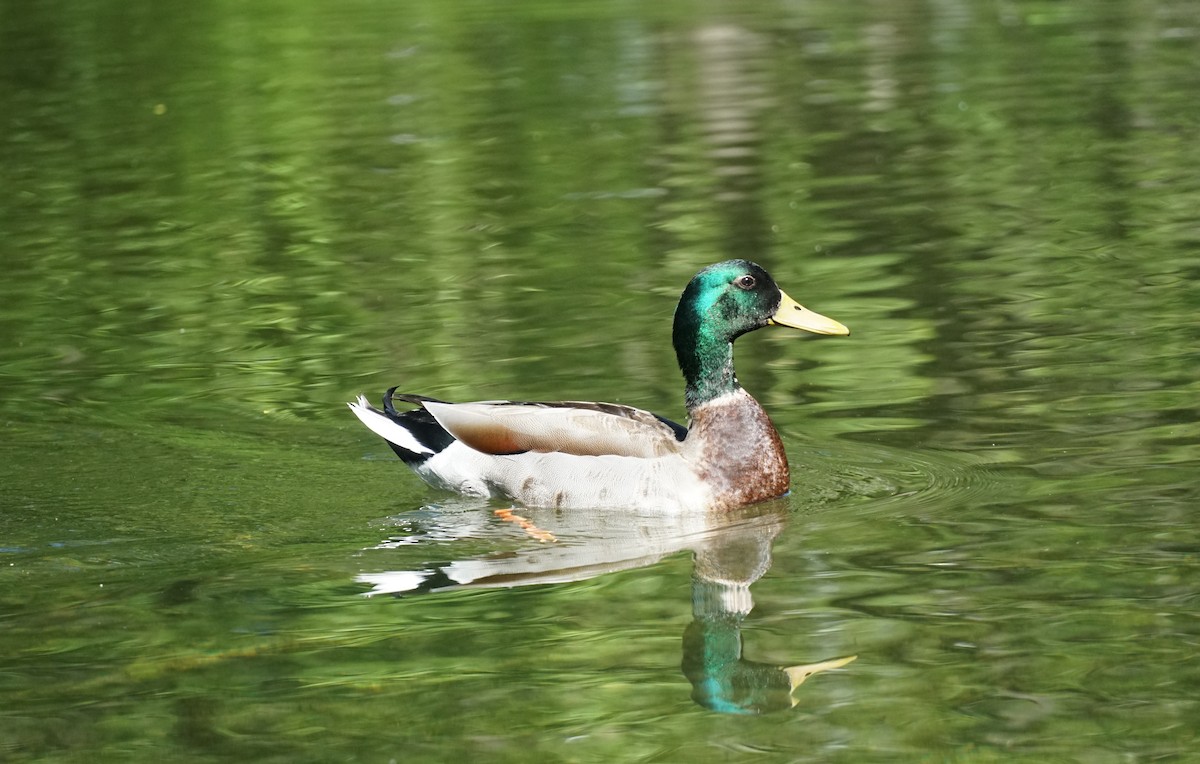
[735, 274, 757, 290]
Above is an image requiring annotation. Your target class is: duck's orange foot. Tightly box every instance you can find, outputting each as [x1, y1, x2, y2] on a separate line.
[494, 508, 557, 543]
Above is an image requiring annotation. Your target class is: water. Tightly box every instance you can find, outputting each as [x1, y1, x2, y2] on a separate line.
[3, 0, 1199, 760]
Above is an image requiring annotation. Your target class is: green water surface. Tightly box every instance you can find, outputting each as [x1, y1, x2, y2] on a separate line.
[2, 0, 1199, 761]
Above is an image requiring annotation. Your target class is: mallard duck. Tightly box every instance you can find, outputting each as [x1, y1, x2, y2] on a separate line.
[349, 260, 848, 511]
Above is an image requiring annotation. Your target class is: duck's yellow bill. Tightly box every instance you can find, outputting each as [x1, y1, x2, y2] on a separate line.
[768, 290, 850, 336]
[784, 654, 858, 695]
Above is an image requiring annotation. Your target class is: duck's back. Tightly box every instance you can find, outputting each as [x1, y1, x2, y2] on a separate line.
[413, 388, 788, 511]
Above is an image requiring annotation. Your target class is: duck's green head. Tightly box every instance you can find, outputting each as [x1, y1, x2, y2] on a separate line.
[673, 260, 848, 406]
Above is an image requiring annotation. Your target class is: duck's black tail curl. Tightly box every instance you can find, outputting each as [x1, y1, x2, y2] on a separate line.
[348, 392, 456, 465]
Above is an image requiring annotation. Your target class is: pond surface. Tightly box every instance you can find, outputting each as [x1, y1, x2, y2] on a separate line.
[3, 0, 1199, 761]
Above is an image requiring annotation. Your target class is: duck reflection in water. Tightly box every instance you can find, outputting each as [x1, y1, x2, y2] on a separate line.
[358, 498, 855, 714]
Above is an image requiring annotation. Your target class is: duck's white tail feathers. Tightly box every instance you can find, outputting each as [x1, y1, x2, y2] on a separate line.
[348, 396, 434, 456]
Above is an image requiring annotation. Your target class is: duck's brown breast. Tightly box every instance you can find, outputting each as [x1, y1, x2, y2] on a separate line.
[686, 389, 790, 509]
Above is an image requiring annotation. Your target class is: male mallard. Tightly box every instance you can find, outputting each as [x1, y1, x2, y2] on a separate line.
[349, 260, 848, 511]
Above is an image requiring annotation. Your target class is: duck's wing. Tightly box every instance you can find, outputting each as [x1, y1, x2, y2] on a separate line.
[417, 398, 688, 458]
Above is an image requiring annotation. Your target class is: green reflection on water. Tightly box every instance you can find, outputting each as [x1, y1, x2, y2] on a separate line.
[2, 0, 1199, 760]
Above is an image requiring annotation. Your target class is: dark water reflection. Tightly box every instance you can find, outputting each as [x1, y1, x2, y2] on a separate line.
[3, 0, 1200, 761]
